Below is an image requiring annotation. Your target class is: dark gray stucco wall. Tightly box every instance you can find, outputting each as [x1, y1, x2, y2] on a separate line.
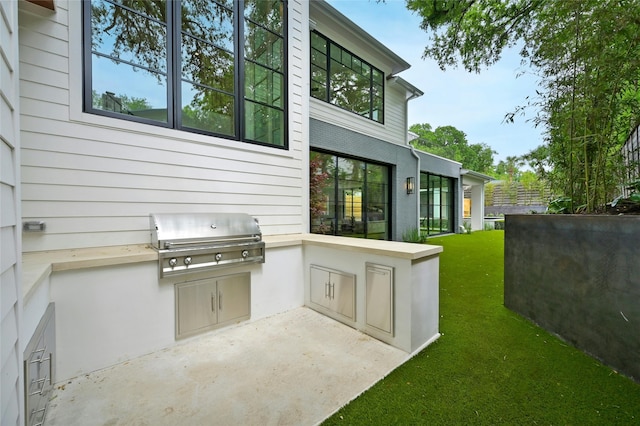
[310, 119, 418, 240]
[504, 214, 640, 382]
[416, 150, 460, 178]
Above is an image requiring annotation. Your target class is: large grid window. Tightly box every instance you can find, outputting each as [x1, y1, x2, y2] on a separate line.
[310, 151, 390, 240]
[84, 0, 287, 148]
[420, 173, 455, 235]
[310, 31, 384, 123]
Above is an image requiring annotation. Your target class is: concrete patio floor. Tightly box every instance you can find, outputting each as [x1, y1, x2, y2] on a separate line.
[45, 307, 409, 426]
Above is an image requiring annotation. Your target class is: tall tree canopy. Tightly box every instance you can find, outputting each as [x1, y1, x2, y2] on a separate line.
[410, 123, 495, 174]
[407, 0, 640, 212]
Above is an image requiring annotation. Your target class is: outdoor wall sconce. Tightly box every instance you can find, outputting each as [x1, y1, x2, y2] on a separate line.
[406, 177, 415, 194]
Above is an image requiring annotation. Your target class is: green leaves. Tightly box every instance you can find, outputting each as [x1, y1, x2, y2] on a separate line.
[409, 122, 496, 174]
[406, 0, 540, 73]
[409, 0, 640, 212]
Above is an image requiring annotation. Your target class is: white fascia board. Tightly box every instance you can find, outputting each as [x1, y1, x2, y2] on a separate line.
[310, 0, 411, 75]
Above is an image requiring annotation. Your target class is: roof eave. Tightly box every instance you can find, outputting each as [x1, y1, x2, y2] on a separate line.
[461, 169, 494, 182]
[310, 1, 411, 75]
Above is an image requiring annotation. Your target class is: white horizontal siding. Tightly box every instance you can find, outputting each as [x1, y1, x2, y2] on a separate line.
[20, 78, 69, 107]
[384, 83, 409, 143]
[1, 0, 22, 424]
[310, 82, 408, 147]
[16, 43, 68, 74]
[19, 0, 307, 252]
[18, 3, 70, 56]
[22, 200, 300, 219]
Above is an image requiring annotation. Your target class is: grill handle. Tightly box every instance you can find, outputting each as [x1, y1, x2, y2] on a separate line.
[163, 235, 261, 249]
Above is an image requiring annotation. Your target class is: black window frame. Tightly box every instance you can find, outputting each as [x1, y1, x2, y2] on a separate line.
[82, 0, 288, 149]
[420, 172, 455, 236]
[310, 31, 384, 124]
[310, 149, 391, 240]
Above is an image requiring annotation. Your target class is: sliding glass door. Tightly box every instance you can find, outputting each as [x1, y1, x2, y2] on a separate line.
[420, 173, 455, 235]
[310, 151, 389, 240]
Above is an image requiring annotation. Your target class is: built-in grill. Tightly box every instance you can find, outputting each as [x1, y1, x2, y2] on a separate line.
[150, 213, 265, 278]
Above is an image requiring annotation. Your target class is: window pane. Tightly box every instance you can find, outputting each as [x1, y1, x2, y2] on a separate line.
[91, 0, 167, 73]
[244, 101, 284, 146]
[91, 54, 168, 122]
[311, 32, 326, 52]
[372, 93, 383, 122]
[365, 163, 389, 240]
[245, 62, 283, 108]
[245, 21, 283, 71]
[330, 59, 370, 117]
[311, 66, 328, 101]
[244, 0, 284, 35]
[352, 57, 362, 74]
[337, 157, 365, 237]
[310, 152, 336, 234]
[330, 44, 342, 62]
[89, 0, 168, 121]
[311, 33, 328, 101]
[311, 49, 326, 69]
[182, 82, 235, 136]
[181, 0, 234, 52]
[181, 34, 235, 93]
[372, 68, 383, 85]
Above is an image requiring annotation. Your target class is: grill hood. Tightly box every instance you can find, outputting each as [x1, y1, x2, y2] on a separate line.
[150, 212, 262, 250]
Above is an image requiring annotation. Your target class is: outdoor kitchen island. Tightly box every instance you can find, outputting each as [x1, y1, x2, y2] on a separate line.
[22, 233, 442, 384]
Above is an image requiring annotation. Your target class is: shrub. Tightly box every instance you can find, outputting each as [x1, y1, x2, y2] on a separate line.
[402, 228, 428, 244]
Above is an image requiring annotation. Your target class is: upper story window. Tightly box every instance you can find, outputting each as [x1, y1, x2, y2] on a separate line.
[84, 0, 287, 148]
[310, 31, 384, 124]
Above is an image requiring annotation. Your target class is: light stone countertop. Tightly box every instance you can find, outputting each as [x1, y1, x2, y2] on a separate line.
[22, 233, 442, 300]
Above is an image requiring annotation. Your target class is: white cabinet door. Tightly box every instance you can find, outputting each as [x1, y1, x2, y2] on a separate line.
[309, 265, 355, 322]
[365, 263, 394, 335]
[176, 278, 217, 337]
[176, 272, 251, 339]
[332, 271, 355, 321]
[217, 273, 251, 325]
[310, 266, 331, 309]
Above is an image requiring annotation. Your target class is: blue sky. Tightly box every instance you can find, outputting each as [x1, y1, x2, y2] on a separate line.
[325, 0, 545, 164]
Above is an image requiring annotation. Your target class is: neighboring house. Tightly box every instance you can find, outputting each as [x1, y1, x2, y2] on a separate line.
[461, 170, 493, 230]
[1, 1, 483, 424]
[623, 123, 640, 196]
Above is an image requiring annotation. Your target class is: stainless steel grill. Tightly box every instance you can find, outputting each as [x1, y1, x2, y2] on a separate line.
[150, 213, 265, 278]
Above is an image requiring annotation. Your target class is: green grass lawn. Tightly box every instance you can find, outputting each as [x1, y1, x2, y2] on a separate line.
[323, 231, 640, 425]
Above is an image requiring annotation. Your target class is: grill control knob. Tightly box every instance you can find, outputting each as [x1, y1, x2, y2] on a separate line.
[241, 250, 249, 259]
[184, 256, 192, 266]
[215, 253, 223, 262]
[168, 258, 178, 268]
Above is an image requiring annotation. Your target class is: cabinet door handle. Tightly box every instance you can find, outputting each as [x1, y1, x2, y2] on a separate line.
[330, 283, 335, 299]
[211, 293, 216, 312]
[325, 282, 329, 298]
[219, 292, 223, 310]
